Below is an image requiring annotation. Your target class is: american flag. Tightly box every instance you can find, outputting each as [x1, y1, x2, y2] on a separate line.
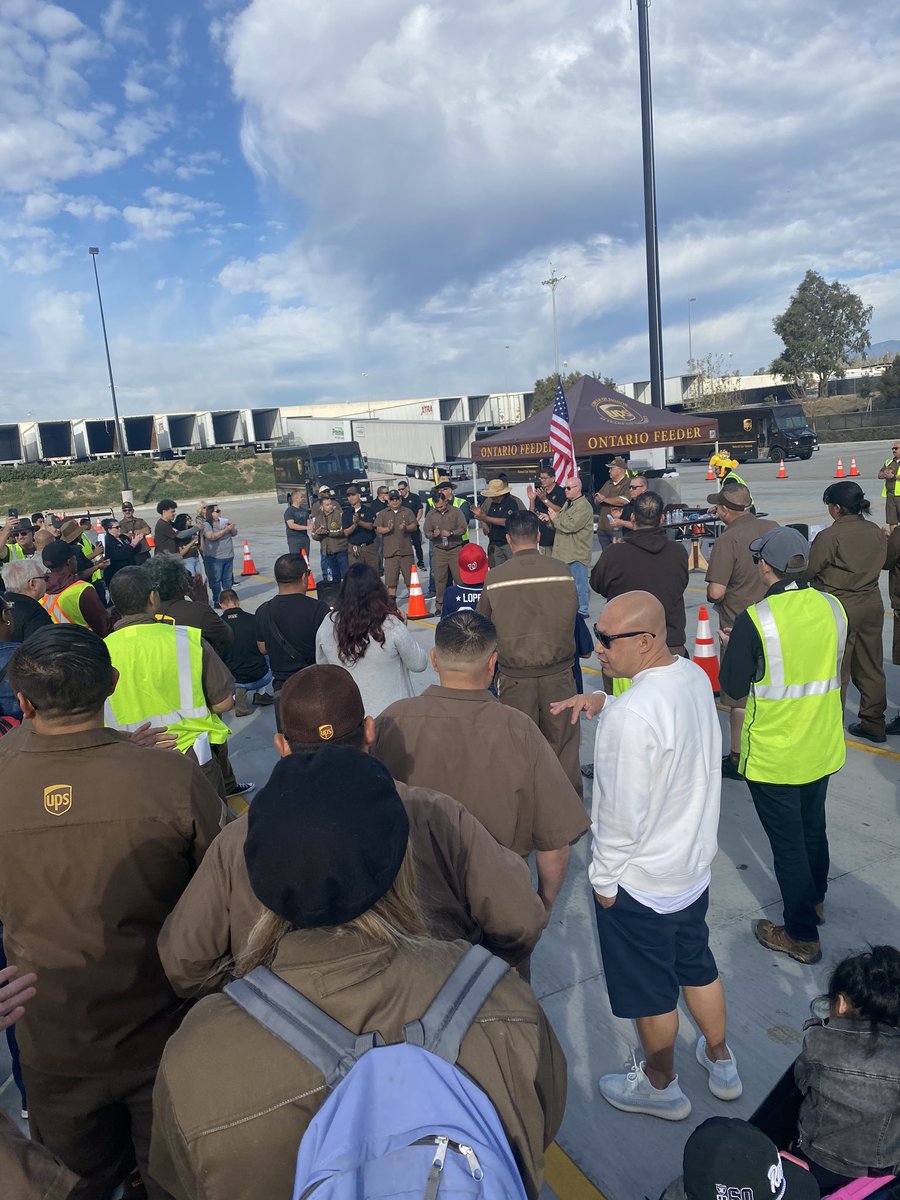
[549, 376, 576, 484]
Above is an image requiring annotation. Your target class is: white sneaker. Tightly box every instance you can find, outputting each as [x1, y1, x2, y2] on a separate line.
[695, 1035, 743, 1100]
[598, 1054, 692, 1120]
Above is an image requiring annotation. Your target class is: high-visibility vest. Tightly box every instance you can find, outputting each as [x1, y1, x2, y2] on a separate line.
[740, 588, 847, 785]
[5, 543, 26, 561]
[427, 495, 471, 542]
[40, 581, 92, 626]
[104, 622, 229, 754]
[882, 458, 897, 498]
[80, 533, 102, 582]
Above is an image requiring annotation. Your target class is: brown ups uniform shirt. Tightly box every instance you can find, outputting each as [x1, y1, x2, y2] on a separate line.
[422, 504, 467, 548]
[151, 931, 566, 1200]
[374, 686, 589, 856]
[595, 477, 630, 534]
[0, 729, 227, 1074]
[805, 514, 887, 602]
[705, 513, 778, 628]
[375, 506, 417, 557]
[478, 549, 577, 675]
[158, 780, 546, 996]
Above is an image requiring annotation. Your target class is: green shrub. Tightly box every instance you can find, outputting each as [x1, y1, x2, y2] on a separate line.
[185, 448, 256, 465]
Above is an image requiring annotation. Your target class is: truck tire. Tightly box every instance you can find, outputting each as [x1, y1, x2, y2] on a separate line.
[799, 451, 813, 460]
[768, 447, 785, 462]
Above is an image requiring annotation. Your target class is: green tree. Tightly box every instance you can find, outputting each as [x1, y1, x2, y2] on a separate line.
[531, 370, 584, 411]
[865, 354, 900, 409]
[770, 269, 873, 399]
[531, 370, 616, 412]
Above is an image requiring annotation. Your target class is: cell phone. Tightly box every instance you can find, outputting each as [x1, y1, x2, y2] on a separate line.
[8, 508, 18, 518]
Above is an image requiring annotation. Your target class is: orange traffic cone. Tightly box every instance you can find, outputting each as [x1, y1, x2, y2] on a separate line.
[834, 457, 844, 479]
[849, 457, 859, 477]
[301, 549, 317, 591]
[706, 462, 715, 481]
[777, 458, 788, 480]
[406, 564, 429, 620]
[95, 515, 103, 534]
[692, 605, 720, 695]
[241, 539, 258, 577]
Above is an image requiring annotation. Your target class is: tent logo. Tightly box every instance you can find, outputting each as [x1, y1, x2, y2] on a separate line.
[592, 400, 649, 426]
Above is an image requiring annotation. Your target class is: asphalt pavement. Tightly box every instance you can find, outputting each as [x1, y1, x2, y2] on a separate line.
[2, 437, 898, 1200]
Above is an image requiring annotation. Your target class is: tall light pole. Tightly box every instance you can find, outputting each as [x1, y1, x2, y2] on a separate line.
[88, 247, 131, 503]
[687, 297, 697, 365]
[542, 263, 565, 377]
[636, 0, 665, 408]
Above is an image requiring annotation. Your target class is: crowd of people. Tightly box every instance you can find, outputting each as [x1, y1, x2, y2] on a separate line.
[0, 449, 899, 1200]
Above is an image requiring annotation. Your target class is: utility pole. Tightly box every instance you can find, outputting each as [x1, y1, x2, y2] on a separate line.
[88, 247, 131, 503]
[542, 263, 565, 378]
[688, 297, 696, 365]
[636, 0, 665, 408]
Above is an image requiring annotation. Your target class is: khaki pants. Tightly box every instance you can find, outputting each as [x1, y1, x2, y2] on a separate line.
[23, 1063, 174, 1200]
[840, 592, 887, 735]
[431, 544, 463, 608]
[349, 542, 379, 572]
[886, 492, 900, 527]
[497, 666, 582, 798]
[384, 554, 414, 591]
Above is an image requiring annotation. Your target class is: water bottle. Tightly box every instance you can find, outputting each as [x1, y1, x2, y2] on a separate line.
[324, 562, 333, 583]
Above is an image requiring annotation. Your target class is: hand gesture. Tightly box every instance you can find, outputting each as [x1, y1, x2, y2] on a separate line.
[549, 692, 606, 725]
[526, 484, 535, 500]
[0, 965, 37, 1030]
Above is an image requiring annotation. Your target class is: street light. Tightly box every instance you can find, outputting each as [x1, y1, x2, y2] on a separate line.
[687, 297, 697, 365]
[88, 248, 131, 503]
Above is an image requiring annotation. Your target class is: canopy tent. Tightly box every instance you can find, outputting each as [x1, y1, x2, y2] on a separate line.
[472, 376, 719, 463]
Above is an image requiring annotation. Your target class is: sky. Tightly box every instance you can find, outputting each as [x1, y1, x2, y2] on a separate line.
[1, 0, 899, 423]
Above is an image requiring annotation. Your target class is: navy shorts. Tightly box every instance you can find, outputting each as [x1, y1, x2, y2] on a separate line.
[594, 886, 719, 1018]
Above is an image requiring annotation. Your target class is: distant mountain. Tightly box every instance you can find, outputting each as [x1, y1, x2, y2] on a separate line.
[867, 340, 900, 358]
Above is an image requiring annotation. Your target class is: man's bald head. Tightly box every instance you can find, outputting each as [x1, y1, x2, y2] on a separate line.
[603, 592, 667, 639]
[596, 592, 672, 680]
[563, 476, 583, 499]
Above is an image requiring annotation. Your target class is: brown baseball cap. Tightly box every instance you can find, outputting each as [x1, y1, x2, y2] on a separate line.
[60, 519, 82, 542]
[707, 483, 752, 512]
[609, 456, 628, 469]
[278, 664, 366, 743]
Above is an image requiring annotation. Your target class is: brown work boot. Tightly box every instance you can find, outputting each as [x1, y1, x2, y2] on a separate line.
[753, 919, 821, 964]
[234, 687, 250, 717]
[815, 902, 825, 925]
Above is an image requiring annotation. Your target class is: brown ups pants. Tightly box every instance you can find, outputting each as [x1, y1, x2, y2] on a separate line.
[497, 665, 582, 798]
[431, 544, 463, 608]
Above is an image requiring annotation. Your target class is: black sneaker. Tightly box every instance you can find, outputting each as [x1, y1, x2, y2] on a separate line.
[227, 782, 255, 799]
[886, 715, 900, 735]
[848, 722, 886, 744]
[722, 754, 745, 781]
[252, 692, 276, 707]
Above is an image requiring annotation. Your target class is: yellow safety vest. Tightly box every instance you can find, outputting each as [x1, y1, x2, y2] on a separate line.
[882, 458, 897, 499]
[426, 495, 469, 542]
[740, 588, 847, 785]
[80, 533, 102, 583]
[40, 581, 91, 626]
[4, 543, 26, 561]
[104, 622, 229, 754]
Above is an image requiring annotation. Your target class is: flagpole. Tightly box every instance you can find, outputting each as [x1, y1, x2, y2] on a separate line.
[636, 0, 665, 409]
[542, 264, 566, 378]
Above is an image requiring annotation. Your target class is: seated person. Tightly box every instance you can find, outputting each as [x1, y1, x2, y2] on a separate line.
[660, 1116, 819, 1199]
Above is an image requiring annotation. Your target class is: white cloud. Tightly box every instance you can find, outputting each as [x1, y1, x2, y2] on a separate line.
[22, 190, 117, 222]
[28, 288, 90, 367]
[150, 148, 227, 180]
[119, 186, 224, 243]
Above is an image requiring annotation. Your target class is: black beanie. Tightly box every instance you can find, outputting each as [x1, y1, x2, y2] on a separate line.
[244, 746, 410, 928]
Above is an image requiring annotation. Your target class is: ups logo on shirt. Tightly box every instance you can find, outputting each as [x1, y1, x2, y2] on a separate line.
[44, 784, 72, 816]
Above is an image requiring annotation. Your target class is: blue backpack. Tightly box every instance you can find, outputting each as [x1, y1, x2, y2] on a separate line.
[224, 945, 528, 1200]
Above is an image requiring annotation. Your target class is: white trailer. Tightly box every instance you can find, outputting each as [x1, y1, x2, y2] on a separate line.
[351, 418, 476, 480]
[282, 416, 353, 444]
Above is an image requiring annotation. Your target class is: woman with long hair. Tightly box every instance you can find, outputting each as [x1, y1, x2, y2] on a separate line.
[100, 517, 135, 585]
[806, 481, 887, 741]
[315, 562, 426, 715]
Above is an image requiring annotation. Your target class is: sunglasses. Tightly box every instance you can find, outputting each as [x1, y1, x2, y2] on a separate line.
[593, 627, 656, 650]
[628, 484, 643, 491]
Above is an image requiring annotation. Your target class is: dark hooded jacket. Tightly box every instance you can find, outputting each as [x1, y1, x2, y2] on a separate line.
[589, 528, 689, 649]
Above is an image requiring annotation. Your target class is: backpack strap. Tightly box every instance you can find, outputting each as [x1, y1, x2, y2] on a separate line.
[224, 966, 383, 1087]
[402, 945, 509, 1065]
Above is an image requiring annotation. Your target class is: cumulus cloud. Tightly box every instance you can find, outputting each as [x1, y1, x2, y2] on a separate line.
[117, 187, 224, 244]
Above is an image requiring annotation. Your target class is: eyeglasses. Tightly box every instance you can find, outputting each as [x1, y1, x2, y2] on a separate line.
[751, 552, 763, 564]
[593, 627, 656, 650]
[628, 484, 644, 491]
[564, 484, 578, 491]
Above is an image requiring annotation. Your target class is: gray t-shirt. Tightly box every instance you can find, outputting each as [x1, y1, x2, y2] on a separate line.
[201, 516, 235, 560]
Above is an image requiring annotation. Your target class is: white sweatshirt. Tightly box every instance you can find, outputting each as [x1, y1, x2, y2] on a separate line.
[589, 656, 721, 905]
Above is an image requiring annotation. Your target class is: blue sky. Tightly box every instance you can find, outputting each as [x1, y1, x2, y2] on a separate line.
[1, 0, 899, 422]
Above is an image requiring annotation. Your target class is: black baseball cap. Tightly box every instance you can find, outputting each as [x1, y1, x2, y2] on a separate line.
[683, 1118, 820, 1200]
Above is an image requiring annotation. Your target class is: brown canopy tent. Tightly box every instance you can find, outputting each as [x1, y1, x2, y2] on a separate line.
[472, 376, 718, 463]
